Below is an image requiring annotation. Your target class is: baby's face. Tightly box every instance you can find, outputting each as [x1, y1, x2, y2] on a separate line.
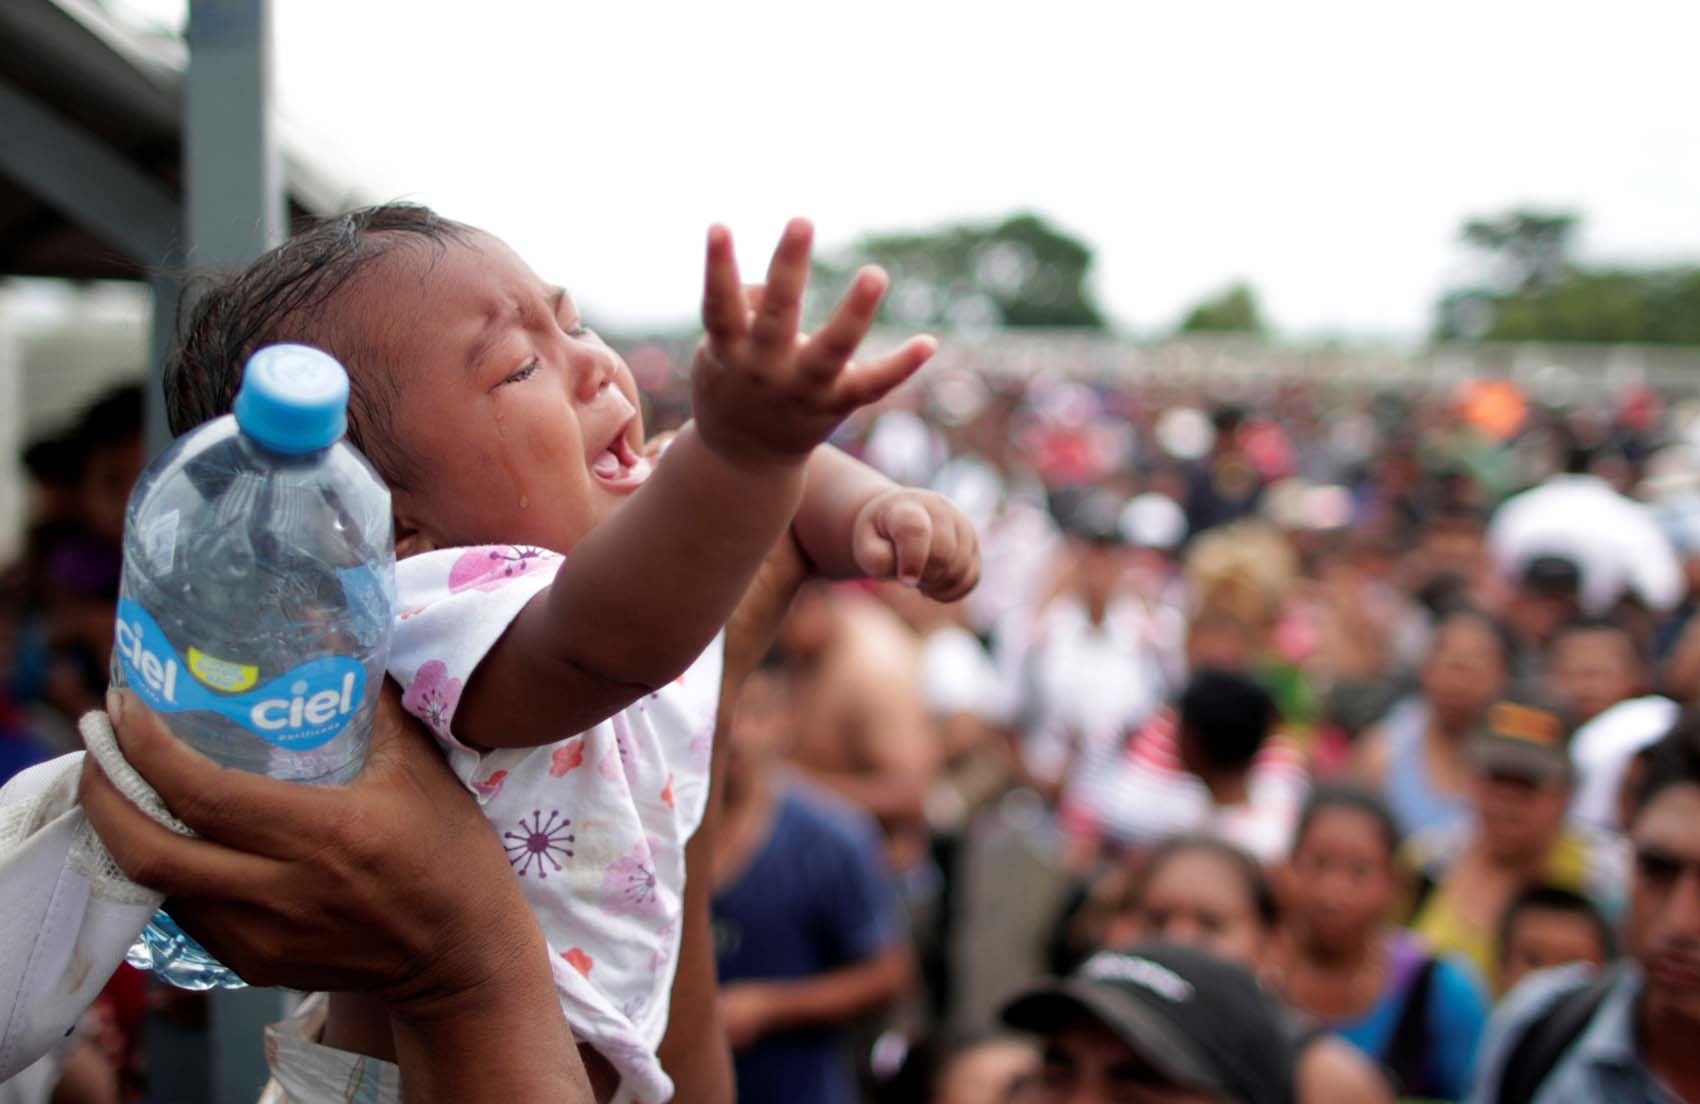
[366, 231, 650, 555]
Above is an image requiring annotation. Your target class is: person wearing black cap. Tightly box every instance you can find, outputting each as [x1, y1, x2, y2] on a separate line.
[1000, 942, 1294, 1103]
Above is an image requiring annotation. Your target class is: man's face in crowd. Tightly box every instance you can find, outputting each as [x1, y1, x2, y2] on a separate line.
[725, 667, 793, 771]
[1420, 517, 1486, 580]
[1626, 783, 1700, 1021]
[1500, 909, 1609, 996]
[81, 435, 144, 546]
[1076, 539, 1127, 609]
[1474, 769, 1569, 864]
[1506, 588, 1577, 649]
[1020, 1021, 1218, 1104]
[1550, 628, 1642, 724]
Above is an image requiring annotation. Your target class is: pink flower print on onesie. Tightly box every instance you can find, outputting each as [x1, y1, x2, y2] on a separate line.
[561, 947, 594, 977]
[550, 739, 586, 777]
[602, 840, 663, 919]
[598, 716, 637, 782]
[448, 545, 555, 593]
[402, 660, 461, 739]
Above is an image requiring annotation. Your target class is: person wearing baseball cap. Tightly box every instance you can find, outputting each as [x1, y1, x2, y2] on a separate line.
[999, 942, 1294, 1103]
[1407, 699, 1628, 988]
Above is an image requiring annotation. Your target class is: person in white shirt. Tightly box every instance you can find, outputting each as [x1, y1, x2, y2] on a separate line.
[1551, 619, 1679, 830]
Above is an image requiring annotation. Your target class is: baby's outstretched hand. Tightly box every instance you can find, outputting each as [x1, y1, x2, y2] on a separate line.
[693, 219, 936, 465]
[850, 488, 981, 602]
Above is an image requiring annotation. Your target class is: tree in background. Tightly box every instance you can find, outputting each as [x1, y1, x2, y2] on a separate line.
[1175, 281, 1266, 336]
[1460, 210, 1579, 294]
[810, 212, 1106, 331]
[1434, 208, 1700, 344]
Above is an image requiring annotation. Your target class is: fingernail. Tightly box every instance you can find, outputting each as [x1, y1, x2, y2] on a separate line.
[106, 688, 125, 726]
[901, 574, 921, 588]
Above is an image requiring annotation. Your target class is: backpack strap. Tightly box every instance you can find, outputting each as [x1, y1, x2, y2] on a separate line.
[1495, 965, 1623, 1104]
[1382, 955, 1439, 1096]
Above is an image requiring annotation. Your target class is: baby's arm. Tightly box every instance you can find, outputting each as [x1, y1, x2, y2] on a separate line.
[456, 221, 935, 751]
[791, 444, 981, 602]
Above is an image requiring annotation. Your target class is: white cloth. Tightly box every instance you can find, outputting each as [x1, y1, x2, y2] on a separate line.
[920, 625, 1010, 725]
[0, 712, 184, 1081]
[1007, 595, 1169, 785]
[1570, 695, 1681, 830]
[862, 410, 945, 487]
[0, 1052, 63, 1104]
[1489, 475, 1683, 614]
[385, 546, 720, 1104]
[257, 994, 400, 1104]
[965, 497, 1062, 635]
[1062, 708, 1310, 863]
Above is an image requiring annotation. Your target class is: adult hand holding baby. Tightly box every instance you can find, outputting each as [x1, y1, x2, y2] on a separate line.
[79, 685, 593, 1103]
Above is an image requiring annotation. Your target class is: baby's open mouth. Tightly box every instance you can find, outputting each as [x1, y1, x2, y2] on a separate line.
[591, 430, 652, 492]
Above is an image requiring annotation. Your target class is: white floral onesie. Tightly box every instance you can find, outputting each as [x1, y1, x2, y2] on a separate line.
[390, 545, 720, 1104]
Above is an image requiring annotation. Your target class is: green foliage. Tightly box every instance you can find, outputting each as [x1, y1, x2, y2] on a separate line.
[1176, 281, 1266, 335]
[1460, 209, 1579, 293]
[1435, 208, 1700, 345]
[810, 212, 1106, 331]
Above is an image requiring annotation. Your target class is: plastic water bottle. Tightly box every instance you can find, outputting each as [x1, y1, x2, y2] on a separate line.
[113, 345, 395, 989]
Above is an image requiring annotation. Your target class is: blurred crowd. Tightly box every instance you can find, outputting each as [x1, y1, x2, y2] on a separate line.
[10, 363, 1700, 1102]
[658, 364, 1700, 1103]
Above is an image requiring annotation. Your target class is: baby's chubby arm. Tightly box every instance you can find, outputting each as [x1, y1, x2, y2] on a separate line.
[794, 446, 980, 602]
[458, 220, 936, 749]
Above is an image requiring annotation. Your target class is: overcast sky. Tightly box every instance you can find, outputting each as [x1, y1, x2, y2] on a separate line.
[118, 0, 1700, 341]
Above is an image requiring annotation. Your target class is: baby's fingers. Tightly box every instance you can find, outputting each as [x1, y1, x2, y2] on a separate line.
[831, 335, 937, 412]
[702, 225, 747, 345]
[750, 218, 813, 358]
[921, 512, 982, 603]
[854, 497, 935, 586]
[798, 266, 889, 381]
[885, 499, 936, 587]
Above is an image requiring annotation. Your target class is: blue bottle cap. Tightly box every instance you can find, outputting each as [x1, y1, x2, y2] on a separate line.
[233, 344, 350, 454]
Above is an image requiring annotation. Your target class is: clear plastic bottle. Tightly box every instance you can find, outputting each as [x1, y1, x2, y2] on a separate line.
[113, 345, 394, 989]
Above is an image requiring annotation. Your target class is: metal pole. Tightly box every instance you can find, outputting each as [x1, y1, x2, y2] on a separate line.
[151, 3, 288, 1099]
[185, 0, 283, 266]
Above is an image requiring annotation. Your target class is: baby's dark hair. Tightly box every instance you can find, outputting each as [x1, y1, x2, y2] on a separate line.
[164, 203, 470, 488]
[1134, 834, 1279, 931]
[1292, 783, 1402, 863]
[1176, 668, 1277, 773]
[1497, 884, 1615, 964]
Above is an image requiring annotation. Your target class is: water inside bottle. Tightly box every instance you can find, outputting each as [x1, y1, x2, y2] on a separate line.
[126, 910, 249, 991]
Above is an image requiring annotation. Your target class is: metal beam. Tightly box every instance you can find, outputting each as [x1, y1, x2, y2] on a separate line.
[181, 3, 288, 1097]
[0, 75, 181, 263]
[147, 271, 181, 456]
[185, 0, 282, 265]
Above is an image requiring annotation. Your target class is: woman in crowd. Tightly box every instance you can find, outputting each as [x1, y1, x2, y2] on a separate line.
[1108, 834, 1396, 1103]
[1355, 607, 1512, 837]
[1274, 786, 1489, 1101]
